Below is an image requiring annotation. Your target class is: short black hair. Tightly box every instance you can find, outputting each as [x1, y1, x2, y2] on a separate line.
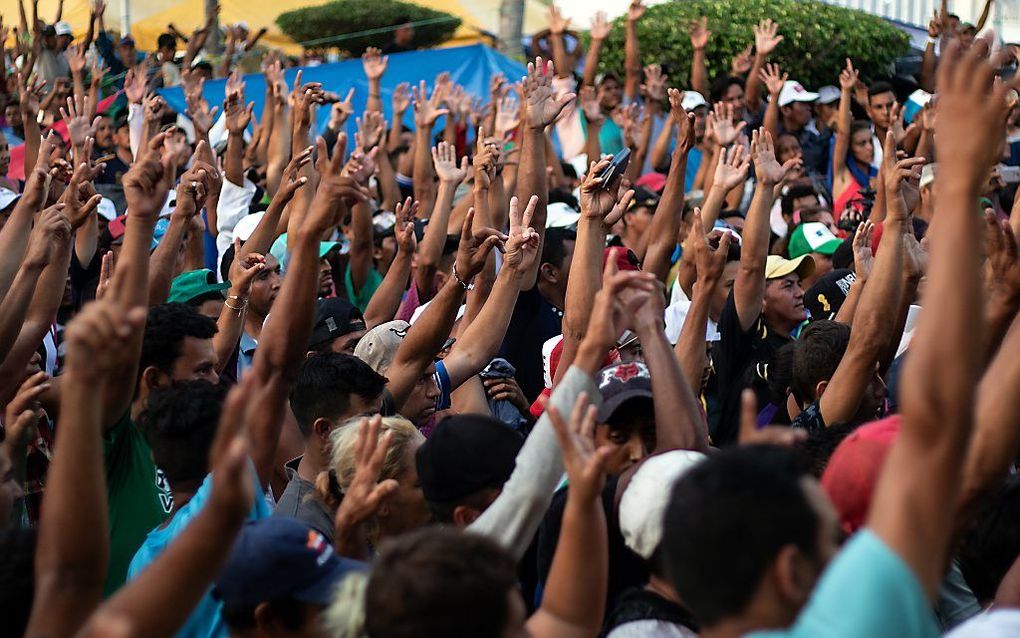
[797, 420, 861, 477]
[781, 184, 819, 220]
[157, 33, 177, 50]
[140, 380, 225, 486]
[541, 227, 576, 269]
[709, 76, 745, 103]
[548, 187, 580, 211]
[365, 528, 517, 638]
[140, 303, 218, 379]
[959, 477, 1020, 604]
[662, 445, 819, 627]
[289, 353, 387, 434]
[867, 81, 895, 99]
[792, 320, 850, 404]
[0, 528, 36, 637]
[222, 598, 307, 633]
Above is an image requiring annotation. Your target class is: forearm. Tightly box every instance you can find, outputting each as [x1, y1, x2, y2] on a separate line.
[733, 184, 773, 329]
[624, 21, 641, 101]
[583, 120, 602, 169]
[415, 181, 457, 297]
[549, 34, 572, 79]
[413, 128, 436, 211]
[984, 291, 1019, 364]
[446, 267, 525, 387]
[213, 286, 247, 374]
[0, 206, 36, 300]
[639, 316, 708, 452]
[348, 200, 375, 292]
[363, 250, 411, 328]
[21, 110, 40, 176]
[648, 119, 672, 172]
[516, 128, 548, 288]
[0, 262, 45, 364]
[745, 54, 766, 113]
[644, 149, 688, 282]
[582, 40, 603, 87]
[692, 49, 709, 96]
[265, 104, 290, 197]
[700, 169, 729, 233]
[225, 132, 244, 186]
[562, 218, 605, 347]
[763, 96, 780, 140]
[74, 215, 99, 268]
[834, 277, 864, 325]
[376, 148, 401, 213]
[147, 214, 190, 306]
[675, 278, 715, 399]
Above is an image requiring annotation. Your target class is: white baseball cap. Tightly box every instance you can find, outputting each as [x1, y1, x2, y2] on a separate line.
[681, 91, 708, 112]
[54, 21, 73, 36]
[0, 187, 20, 211]
[232, 211, 265, 243]
[778, 81, 819, 107]
[619, 450, 707, 560]
[816, 85, 841, 105]
[96, 197, 117, 222]
[546, 202, 580, 229]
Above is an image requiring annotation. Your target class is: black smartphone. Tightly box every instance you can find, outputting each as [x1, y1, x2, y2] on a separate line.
[599, 148, 631, 189]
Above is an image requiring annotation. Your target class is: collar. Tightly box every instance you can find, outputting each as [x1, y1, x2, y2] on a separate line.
[240, 331, 258, 355]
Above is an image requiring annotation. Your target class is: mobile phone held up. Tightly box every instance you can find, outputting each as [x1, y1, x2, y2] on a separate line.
[598, 148, 631, 190]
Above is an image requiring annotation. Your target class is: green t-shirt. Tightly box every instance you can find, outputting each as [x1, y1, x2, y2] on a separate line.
[102, 413, 172, 597]
[344, 264, 384, 313]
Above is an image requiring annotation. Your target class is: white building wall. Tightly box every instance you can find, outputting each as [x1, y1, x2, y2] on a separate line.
[818, 0, 1020, 43]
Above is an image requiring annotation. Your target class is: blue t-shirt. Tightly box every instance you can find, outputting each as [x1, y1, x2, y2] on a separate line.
[749, 530, 940, 638]
[127, 464, 271, 638]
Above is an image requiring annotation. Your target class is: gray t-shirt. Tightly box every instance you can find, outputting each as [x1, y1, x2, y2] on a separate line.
[272, 458, 335, 542]
[35, 47, 70, 90]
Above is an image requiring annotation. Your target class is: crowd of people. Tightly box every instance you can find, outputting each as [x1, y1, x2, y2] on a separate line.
[2, 0, 1020, 636]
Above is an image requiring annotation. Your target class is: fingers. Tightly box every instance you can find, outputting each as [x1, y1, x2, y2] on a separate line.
[522, 194, 538, 229]
[738, 388, 758, 444]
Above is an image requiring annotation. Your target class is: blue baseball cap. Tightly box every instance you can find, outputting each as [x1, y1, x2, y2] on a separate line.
[213, 518, 367, 607]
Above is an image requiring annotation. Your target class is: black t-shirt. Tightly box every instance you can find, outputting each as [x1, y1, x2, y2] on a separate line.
[714, 290, 793, 445]
[602, 587, 700, 637]
[791, 402, 827, 435]
[498, 286, 563, 402]
[535, 476, 647, 616]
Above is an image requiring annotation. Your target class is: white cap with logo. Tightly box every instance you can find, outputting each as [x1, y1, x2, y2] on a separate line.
[778, 81, 820, 107]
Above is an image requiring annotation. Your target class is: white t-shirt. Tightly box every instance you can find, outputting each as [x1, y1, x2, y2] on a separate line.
[947, 609, 1020, 638]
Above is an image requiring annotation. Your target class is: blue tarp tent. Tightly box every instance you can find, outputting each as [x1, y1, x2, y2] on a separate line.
[159, 44, 527, 138]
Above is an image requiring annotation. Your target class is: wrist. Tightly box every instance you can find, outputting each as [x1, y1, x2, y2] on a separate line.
[576, 336, 612, 372]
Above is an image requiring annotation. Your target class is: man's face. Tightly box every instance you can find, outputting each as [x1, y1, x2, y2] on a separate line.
[625, 205, 655, 237]
[249, 254, 282, 316]
[868, 91, 896, 130]
[326, 329, 366, 356]
[594, 410, 654, 476]
[0, 446, 23, 529]
[816, 102, 839, 128]
[4, 105, 21, 127]
[692, 106, 709, 139]
[118, 44, 136, 66]
[763, 273, 806, 329]
[402, 363, 441, 425]
[44, 34, 57, 50]
[721, 84, 746, 119]
[57, 34, 72, 51]
[721, 216, 744, 234]
[95, 117, 114, 148]
[783, 102, 813, 129]
[598, 79, 622, 110]
[374, 236, 398, 272]
[547, 239, 575, 298]
[114, 125, 131, 150]
[0, 134, 10, 176]
[318, 256, 334, 297]
[196, 298, 223, 319]
[170, 336, 218, 384]
[855, 364, 888, 422]
[791, 194, 819, 222]
[710, 261, 740, 321]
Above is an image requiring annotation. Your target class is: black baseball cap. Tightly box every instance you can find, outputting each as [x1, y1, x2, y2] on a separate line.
[595, 361, 654, 422]
[213, 518, 366, 607]
[805, 268, 857, 321]
[308, 298, 366, 350]
[416, 415, 523, 504]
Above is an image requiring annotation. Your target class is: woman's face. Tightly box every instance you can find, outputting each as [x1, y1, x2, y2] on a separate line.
[776, 134, 803, 166]
[851, 129, 874, 166]
[378, 438, 432, 538]
[721, 84, 746, 120]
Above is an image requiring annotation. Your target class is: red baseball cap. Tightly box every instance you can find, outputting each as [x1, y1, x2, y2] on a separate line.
[603, 246, 641, 272]
[635, 172, 667, 194]
[820, 415, 901, 535]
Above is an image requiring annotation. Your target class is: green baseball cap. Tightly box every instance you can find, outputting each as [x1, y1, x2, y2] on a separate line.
[168, 269, 231, 305]
[788, 223, 843, 259]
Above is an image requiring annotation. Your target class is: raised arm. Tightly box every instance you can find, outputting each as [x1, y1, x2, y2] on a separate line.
[760, 63, 787, 140]
[363, 199, 418, 328]
[920, 14, 939, 93]
[623, 1, 645, 102]
[868, 40, 1003, 599]
[362, 47, 388, 113]
[0, 208, 60, 366]
[415, 142, 466, 300]
[700, 105, 749, 232]
[832, 59, 858, 182]
[24, 298, 146, 638]
[643, 92, 695, 283]
[745, 19, 784, 116]
[818, 134, 923, 426]
[582, 12, 610, 88]
[412, 81, 448, 215]
[688, 17, 711, 96]
[546, 5, 573, 80]
[0, 132, 54, 304]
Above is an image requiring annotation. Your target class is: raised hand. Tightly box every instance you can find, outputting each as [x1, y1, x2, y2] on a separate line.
[710, 102, 746, 146]
[3, 371, 50, 456]
[185, 91, 218, 138]
[311, 134, 371, 223]
[580, 156, 628, 225]
[546, 392, 612, 504]
[95, 251, 115, 300]
[522, 57, 575, 129]
[223, 91, 254, 136]
[881, 131, 925, 222]
[731, 44, 754, 76]
[504, 195, 540, 273]
[328, 88, 356, 129]
[60, 95, 101, 149]
[583, 261, 658, 353]
[691, 210, 732, 285]
[590, 11, 611, 40]
[853, 220, 875, 281]
[689, 16, 711, 51]
[343, 147, 378, 186]
[17, 73, 45, 119]
[391, 82, 411, 115]
[675, 108, 697, 156]
[627, 0, 646, 22]
[641, 64, 667, 102]
[454, 208, 508, 283]
[548, 4, 570, 35]
[175, 157, 218, 218]
[412, 80, 449, 127]
[64, 297, 147, 382]
[394, 197, 419, 255]
[839, 58, 859, 92]
[362, 47, 388, 81]
[495, 93, 521, 136]
[24, 204, 69, 268]
[123, 130, 176, 221]
[333, 416, 399, 542]
[984, 212, 1020, 300]
[124, 66, 147, 104]
[66, 44, 87, 75]
[431, 141, 468, 184]
[753, 18, 784, 55]
[751, 128, 798, 186]
[760, 62, 787, 98]
[578, 85, 603, 125]
[355, 110, 386, 151]
[227, 240, 266, 296]
[713, 143, 751, 192]
[738, 389, 807, 446]
[473, 134, 498, 189]
[62, 140, 105, 228]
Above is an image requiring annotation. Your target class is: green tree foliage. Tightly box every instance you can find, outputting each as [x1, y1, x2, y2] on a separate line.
[277, 0, 462, 55]
[591, 0, 909, 91]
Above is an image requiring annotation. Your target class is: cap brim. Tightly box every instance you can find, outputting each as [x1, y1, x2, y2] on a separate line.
[815, 238, 844, 256]
[319, 242, 340, 258]
[767, 254, 815, 281]
[291, 557, 368, 605]
[596, 389, 654, 423]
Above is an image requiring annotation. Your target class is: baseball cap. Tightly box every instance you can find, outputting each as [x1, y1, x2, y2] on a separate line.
[635, 172, 667, 193]
[213, 518, 366, 608]
[816, 85, 841, 105]
[546, 201, 580, 229]
[54, 22, 73, 36]
[603, 246, 640, 272]
[595, 361, 653, 422]
[0, 187, 20, 211]
[788, 222, 843, 259]
[415, 414, 524, 504]
[373, 210, 397, 237]
[308, 298, 366, 349]
[629, 186, 659, 210]
[821, 416, 901, 535]
[231, 212, 264, 243]
[96, 197, 117, 222]
[353, 320, 409, 375]
[681, 91, 708, 112]
[619, 450, 707, 559]
[119, 34, 136, 47]
[778, 81, 819, 107]
[167, 269, 230, 304]
[805, 268, 857, 321]
[270, 233, 342, 273]
[764, 254, 814, 281]
[41, 25, 56, 37]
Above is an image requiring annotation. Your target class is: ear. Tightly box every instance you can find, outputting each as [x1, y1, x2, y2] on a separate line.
[452, 505, 480, 528]
[253, 601, 274, 629]
[313, 417, 336, 446]
[140, 366, 166, 396]
[539, 262, 556, 284]
[814, 379, 829, 401]
[772, 544, 815, 608]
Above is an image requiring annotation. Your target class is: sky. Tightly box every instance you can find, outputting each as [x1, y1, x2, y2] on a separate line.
[553, 0, 669, 24]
